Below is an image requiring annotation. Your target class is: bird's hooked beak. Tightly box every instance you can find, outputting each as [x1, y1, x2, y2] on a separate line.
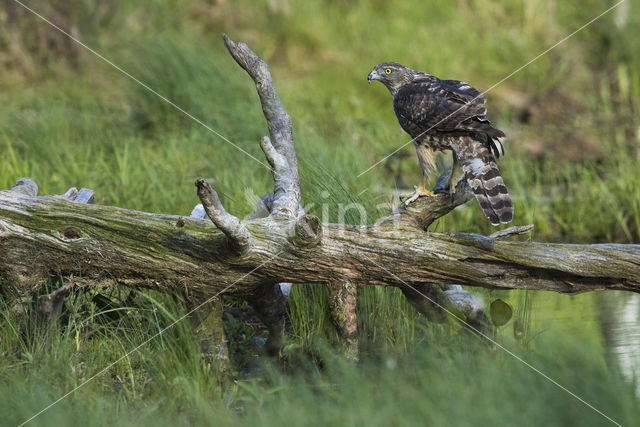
[367, 70, 379, 84]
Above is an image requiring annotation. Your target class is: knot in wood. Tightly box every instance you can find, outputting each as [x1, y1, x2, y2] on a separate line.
[58, 227, 82, 241]
[289, 214, 322, 248]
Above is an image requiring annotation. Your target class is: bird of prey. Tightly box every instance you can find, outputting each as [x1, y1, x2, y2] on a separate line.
[368, 62, 513, 225]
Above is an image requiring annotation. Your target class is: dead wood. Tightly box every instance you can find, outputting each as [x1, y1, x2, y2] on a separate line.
[1, 35, 639, 361]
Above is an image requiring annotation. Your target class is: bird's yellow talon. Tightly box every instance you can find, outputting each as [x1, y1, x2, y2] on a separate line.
[400, 184, 435, 205]
[447, 155, 459, 197]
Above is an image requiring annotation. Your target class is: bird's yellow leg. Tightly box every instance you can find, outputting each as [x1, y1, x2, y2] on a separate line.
[416, 177, 434, 195]
[448, 153, 458, 196]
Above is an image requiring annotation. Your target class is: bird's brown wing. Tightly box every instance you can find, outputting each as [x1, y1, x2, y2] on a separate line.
[393, 80, 444, 137]
[439, 79, 504, 139]
[394, 79, 505, 156]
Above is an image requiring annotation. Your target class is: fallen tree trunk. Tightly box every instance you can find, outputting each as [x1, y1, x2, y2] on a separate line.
[2, 187, 638, 295]
[1, 35, 639, 360]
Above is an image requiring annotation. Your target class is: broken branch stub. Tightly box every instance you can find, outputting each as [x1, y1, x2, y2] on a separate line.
[11, 178, 38, 197]
[195, 178, 251, 254]
[258, 135, 299, 218]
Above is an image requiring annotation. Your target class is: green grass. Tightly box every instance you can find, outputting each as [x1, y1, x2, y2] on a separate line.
[3, 289, 639, 426]
[1, 0, 639, 425]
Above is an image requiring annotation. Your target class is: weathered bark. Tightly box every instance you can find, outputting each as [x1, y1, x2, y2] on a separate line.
[2, 35, 640, 362]
[328, 280, 359, 360]
[195, 178, 252, 254]
[2, 188, 638, 294]
[181, 203, 231, 377]
[378, 169, 474, 231]
[222, 34, 300, 218]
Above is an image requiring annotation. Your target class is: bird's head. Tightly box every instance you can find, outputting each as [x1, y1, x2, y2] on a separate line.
[368, 62, 414, 95]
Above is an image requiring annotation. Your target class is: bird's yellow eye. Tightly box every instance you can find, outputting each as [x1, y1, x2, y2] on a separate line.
[385, 68, 392, 74]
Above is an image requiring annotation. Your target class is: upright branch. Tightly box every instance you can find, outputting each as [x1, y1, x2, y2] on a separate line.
[223, 34, 300, 218]
[212, 34, 306, 353]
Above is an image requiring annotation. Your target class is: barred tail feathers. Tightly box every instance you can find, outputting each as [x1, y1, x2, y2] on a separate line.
[466, 161, 513, 225]
[452, 136, 513, 225]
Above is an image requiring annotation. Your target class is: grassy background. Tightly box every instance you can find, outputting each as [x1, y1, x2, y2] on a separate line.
[1, 0, 639, 425]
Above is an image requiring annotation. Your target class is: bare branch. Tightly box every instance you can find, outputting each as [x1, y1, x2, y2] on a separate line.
[195, 178, 251, 254]
[57, 187, 93, 203]
[490, 224, 535, 240]
[245, 191, 308, 302]
[378, 170, 473, 230]
[259, 135, 287, 170]
[223, 34, 300, 218]
[259, 136, 299, 216]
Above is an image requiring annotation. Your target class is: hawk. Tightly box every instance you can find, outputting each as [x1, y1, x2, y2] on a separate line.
[368, 62, 514, 225]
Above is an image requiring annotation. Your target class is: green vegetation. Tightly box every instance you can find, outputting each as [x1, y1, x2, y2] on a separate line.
[1, 1, 639, 425]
